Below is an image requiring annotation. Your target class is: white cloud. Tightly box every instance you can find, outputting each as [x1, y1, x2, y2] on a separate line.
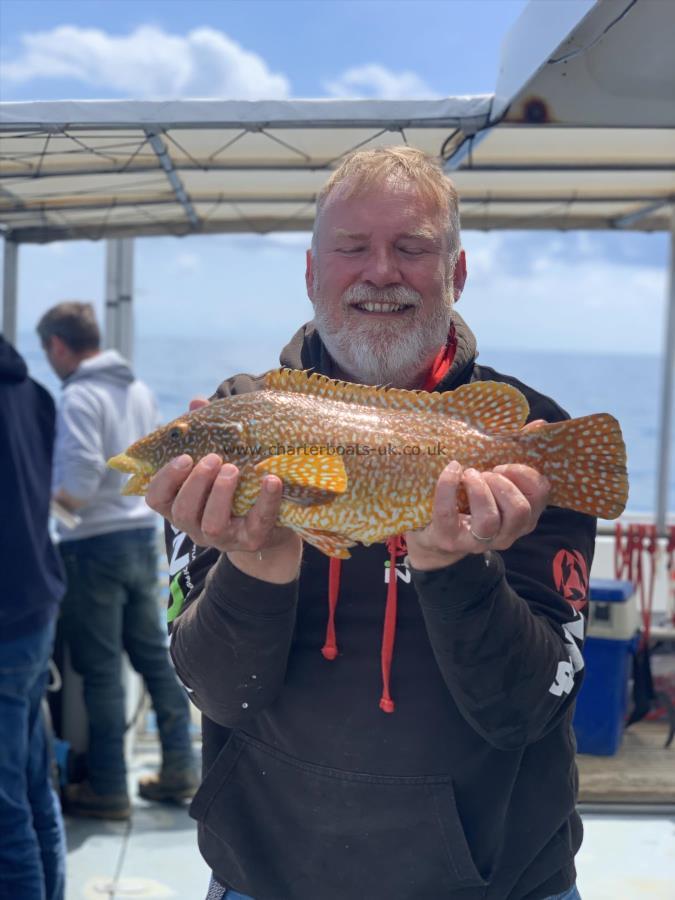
[460, 231, 666, 355]
[1, 25, 290, 99]
[324, 63, 439, 99]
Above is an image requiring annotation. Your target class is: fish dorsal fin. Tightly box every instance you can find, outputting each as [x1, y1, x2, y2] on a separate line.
[438, 381, 530, 433]
[264, 369, 529, 433]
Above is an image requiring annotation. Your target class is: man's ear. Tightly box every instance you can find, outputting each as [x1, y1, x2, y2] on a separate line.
[452, 249, 467, 302]
[305, 249, 316, 305]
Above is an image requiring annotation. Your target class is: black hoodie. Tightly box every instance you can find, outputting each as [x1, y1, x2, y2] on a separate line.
[0, 336, 65, 638]
[166, 314, 596, 900]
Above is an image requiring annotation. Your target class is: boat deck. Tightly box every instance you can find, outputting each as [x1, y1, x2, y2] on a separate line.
[578, 719, 675, 805]
[64, 725, 675, 900]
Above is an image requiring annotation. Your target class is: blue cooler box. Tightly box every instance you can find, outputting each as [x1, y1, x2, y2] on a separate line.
[573, 579, 639, 756]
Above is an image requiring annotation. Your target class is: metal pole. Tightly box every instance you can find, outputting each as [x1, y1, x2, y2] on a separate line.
[118, 238, 134, 364]
[2, 238, 19, 344]
[105, 240, 120, 351]
[655, 207, 675, 533]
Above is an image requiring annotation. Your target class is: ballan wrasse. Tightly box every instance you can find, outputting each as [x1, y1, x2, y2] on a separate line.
[108, 369, 628, 558]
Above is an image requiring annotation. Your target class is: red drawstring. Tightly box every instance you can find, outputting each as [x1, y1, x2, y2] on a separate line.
[319, 328, 455, 710]
[321, 538, 406, 714]
[379, 539, 401, 713]
[321, 557, 342, 660]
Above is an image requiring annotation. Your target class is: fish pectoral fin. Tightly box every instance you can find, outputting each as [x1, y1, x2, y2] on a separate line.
[293, 526, 355, 559]
[255, 451, 348, 497]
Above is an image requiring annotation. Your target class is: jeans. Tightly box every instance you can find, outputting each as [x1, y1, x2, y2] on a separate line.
[208, 882, 582, 900]
[59, 528, 193, 795]
[0, 614, 66, 900]
[548, 886, 582, 900]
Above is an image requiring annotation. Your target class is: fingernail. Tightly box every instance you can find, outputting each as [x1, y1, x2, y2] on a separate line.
[464, 467, 477, 477]
[219, 464, 238, 479]
[493, 465, 507, 473]
[172, 455, 192, 470]
[263, 476, 279, 493]
[447, 461, 461, 474]
[202, 455, 221, 471]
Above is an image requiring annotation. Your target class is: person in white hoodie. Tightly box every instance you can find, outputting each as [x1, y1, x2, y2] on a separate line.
[38, 302, 197, 820]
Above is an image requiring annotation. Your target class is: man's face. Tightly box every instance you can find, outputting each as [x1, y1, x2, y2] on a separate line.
[42, 335, 76, 381]
[306, 177, 466, 387]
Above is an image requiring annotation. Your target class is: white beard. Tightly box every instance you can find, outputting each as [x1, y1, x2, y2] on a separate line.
[313, 283, 453, 387]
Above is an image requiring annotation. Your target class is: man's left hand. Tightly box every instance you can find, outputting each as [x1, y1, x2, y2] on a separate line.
[405, 459, 551, 572]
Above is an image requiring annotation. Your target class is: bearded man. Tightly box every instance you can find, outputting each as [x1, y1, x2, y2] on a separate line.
[147, 148, 593, 900]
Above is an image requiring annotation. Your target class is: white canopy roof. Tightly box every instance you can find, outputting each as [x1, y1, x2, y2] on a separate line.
[0, 97, 492, 242]
[1, 0, 673, 243]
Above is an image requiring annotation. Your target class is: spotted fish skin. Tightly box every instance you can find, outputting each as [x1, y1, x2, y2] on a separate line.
[108, 369, 628, 558]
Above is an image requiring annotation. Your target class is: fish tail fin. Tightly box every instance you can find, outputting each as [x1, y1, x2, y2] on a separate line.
[523, 414, 628, 519]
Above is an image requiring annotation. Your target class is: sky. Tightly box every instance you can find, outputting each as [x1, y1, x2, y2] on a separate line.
[0, 0, 669, 357]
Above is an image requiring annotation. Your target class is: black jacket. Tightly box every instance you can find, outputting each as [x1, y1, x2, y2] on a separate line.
[167, 314, 596, 900]
[0, 336, 64, 638]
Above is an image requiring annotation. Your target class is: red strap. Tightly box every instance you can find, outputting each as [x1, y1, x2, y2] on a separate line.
[321, 558, 341, 660]
[379, 540, 400, 713]
[420, 324, 457, 392]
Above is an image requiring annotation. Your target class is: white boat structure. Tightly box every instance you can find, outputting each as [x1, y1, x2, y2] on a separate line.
[2, 0, 674, 896]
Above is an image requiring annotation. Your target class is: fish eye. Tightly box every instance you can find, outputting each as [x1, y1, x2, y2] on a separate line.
[169, 426, 184, 440]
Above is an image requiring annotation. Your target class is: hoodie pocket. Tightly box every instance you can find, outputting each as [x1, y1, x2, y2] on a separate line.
[191, 731, 488, 900]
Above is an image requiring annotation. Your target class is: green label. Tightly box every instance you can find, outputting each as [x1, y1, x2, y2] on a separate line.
[167, 576, 186, 624]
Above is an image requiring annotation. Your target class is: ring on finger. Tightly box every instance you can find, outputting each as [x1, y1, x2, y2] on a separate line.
[469, 526, 499, 544]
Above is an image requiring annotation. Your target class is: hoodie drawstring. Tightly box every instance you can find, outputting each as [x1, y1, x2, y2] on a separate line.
[319, 327, 458, 712]
[379, 538, 401, 713]
[321, 557, 342, 661]
[321, 537, 405, 713]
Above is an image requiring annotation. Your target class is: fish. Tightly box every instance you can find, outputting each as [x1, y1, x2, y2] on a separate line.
[107, 369, 628, 558]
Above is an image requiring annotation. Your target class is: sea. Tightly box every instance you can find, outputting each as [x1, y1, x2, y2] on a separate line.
[16, 331, 674, 518]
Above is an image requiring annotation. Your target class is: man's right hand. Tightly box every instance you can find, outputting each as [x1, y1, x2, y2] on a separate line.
[145, 398, 302, 584]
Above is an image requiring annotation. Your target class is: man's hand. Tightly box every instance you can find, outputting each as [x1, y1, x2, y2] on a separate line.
[145, 397, 302, 584]
[405, 457, 551, 572]
[53, 486, 86, 512]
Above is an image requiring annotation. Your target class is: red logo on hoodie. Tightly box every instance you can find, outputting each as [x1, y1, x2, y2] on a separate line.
[552, 549, 589, 610]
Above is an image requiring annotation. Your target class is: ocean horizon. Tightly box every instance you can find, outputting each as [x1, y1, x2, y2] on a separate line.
[16, 330, 673, 516]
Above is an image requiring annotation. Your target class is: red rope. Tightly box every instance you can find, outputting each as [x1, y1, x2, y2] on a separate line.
[614, 523, 658, 649]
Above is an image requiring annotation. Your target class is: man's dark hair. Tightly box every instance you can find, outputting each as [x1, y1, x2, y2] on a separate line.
[36, 302, 101, 353]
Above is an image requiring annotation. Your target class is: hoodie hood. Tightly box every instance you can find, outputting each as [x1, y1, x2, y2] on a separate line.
[0, 335, 29, 384]
[64, 349, 134, 388]
[279, 309, 478, 391]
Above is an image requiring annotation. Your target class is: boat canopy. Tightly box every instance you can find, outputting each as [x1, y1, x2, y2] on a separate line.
[1, 0, 673, 527]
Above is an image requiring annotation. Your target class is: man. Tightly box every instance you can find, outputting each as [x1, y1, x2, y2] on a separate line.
[147, 149, 592, 899]
[38, 302, 197, 820]
[0, 335, 66, 900]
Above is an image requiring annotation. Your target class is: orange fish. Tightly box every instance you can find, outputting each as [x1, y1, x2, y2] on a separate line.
[107, 369, 628, 558]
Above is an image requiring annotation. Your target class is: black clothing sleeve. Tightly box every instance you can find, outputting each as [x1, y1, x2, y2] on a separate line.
[169, 550, 298, 727]
[413, 505, 596, 750]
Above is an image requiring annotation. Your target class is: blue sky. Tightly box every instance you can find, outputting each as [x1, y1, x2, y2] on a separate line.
[0, 0, 669, 358]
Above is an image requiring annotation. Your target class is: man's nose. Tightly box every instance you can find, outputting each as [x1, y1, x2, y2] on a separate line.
[362, 247, 402, 287]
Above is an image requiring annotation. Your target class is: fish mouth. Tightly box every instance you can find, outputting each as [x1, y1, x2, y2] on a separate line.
[107, 453, 155, 496]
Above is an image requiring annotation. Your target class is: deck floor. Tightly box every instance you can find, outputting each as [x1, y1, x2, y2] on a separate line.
[64, 731, 675, 900]
[577, 719, 675, 804]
